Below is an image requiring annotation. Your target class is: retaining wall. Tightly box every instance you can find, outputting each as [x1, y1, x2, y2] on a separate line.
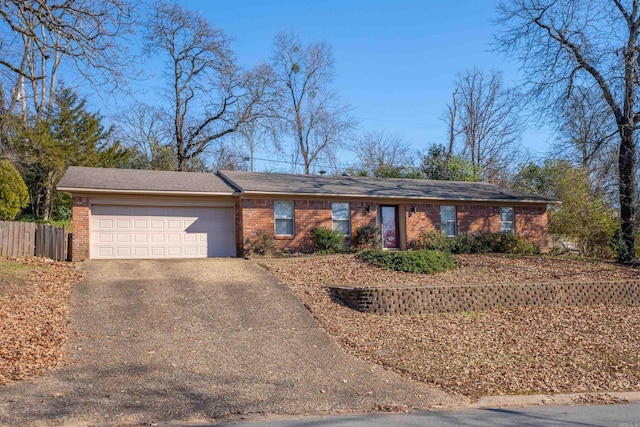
[329, 280, 640, 315]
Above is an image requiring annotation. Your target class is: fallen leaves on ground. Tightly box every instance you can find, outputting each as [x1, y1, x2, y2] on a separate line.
[0, 257, 82, 385]
[259, 254, 640, 399]
[571, 393, 630, 405]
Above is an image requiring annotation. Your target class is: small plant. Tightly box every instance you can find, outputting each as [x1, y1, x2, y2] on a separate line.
[357, 249, 457, 274]
[352, 225, 381, 249]
[311, 227, 345, 253]
[244, 230, 277, 256]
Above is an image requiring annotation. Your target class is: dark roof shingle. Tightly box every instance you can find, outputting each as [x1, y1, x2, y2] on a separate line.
[58, 166, 235, 195]
[218, 170, 556, 203]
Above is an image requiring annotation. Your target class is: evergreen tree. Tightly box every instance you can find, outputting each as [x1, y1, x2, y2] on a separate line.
[0, 160, 29, 220]
[9, 87, 129, 220]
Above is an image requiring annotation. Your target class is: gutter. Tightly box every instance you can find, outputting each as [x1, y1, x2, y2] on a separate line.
[237, 190, 559, 205]
[56, 187, 238, 197]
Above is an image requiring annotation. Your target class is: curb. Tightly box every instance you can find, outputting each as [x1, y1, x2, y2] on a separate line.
[471, 391, 640, 409]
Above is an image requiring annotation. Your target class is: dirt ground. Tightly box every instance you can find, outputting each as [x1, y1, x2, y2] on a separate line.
[0, 257, 82, 385]
[259, 254, 640, 398]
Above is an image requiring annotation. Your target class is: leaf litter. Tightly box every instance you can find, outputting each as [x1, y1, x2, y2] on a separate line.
[259, 254, 640, 399]
[0, 257, 82, 385]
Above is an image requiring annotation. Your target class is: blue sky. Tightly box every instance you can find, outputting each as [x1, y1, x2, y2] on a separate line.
[99, 1, 555, 171]
[188, 0, 554, 155]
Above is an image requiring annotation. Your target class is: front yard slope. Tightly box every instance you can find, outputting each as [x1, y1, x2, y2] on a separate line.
[259, 254, 640, 398]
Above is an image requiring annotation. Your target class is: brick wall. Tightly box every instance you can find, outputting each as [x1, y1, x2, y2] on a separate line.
[240, 198, 550, 254]
[404, 203, 548, 251]
[71, 196, 89, 261]
[240, 198, 378, 254]
[330, 280, 640, 315]
[405, 203, 440, 245]
[516, 206, 548, 249]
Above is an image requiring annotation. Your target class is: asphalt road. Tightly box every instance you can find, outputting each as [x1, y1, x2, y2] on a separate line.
[0, 259, 460, 426]
[220, 403, 640, 427]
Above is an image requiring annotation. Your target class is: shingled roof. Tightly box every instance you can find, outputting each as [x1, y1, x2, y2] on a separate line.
[58, 166, 235, 195]
[58, 167, 556, 204]
[217, 170, 557, 204]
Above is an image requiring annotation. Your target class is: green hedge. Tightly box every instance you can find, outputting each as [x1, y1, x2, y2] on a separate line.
[357, 249, 457, 274]
[414, 231, 539, 255]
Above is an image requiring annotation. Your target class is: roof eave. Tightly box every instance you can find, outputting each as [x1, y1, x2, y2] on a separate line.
[239, 190, 556, 204]
[57, 187, 237, 197]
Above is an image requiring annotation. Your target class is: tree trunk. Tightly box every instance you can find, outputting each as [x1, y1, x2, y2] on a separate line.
[618, 126, 637, 261]
[42, 171, 54, 221]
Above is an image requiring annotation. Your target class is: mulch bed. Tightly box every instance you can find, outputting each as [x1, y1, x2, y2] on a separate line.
[259, 254, 640, 399]
[0, 257, 82, 385]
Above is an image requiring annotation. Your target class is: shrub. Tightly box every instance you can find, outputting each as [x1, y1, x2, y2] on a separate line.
[357, 249, 457, 274]
[0, 160, 29, 220]
[352, 225, 381, 249]
[493, 233, 539, 255]
[311, 227, 346, 253]
[468, 232, 499, 253]
[419, 230, 454, 252]
[416, 230, 539, 255]
[244, 230, 276, 256]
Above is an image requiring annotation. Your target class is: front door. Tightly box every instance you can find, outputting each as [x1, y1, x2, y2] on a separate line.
[380, 205, 399, 249]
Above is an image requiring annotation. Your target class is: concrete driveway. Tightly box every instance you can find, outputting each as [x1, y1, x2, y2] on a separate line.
[0, 259, 462, 425]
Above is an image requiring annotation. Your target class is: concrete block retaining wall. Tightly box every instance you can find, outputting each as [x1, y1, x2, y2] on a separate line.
[329, 280, 640, 315]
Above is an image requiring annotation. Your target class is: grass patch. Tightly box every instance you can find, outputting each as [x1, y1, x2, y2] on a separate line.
[357, 250, 457, 274]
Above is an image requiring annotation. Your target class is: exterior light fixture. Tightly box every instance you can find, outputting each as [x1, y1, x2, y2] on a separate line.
[366, 204, 373, 213]
[410, 206, 417, 217]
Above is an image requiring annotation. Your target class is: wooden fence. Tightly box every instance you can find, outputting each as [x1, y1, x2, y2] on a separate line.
[0, 221, 71, 261]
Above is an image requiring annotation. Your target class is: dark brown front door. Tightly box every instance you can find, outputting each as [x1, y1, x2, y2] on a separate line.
[380, 205, 399, 249]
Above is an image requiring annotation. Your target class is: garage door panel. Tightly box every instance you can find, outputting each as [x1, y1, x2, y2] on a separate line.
[134, 220, 147, 229]
[151, 247, 166, 256]
[98, 219, 113, 229]
[134, 247, 149, 257]
[99, 247, 114, 257]
[98, 233, 113, 243]
[134, 234, 148, 243]
[90, 204, 235, 259]
[167, 219, 182, 229]
[116, 247, 132, 257]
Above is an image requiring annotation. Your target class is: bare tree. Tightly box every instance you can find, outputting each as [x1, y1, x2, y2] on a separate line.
[550, 86, 619, 200]
[0, 0, 138, 121]
[443, 87, 461, 157]
[271, 31, 355, 174]
[350, 131, 414, 176]
[115, 102, 176, 170]
[496, 0, 640, 261]
[446, 68, 522, 183]
[146, 2, 272, 171]
[235, 119, 281, 172]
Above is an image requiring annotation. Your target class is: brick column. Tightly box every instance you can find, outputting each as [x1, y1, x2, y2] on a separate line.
[71, 196, 90, 260]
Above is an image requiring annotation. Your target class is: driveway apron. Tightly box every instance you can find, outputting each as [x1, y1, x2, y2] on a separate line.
[0, 259, 461, 425]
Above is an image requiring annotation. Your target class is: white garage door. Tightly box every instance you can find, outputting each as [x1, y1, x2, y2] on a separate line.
[90, 205, 235, 259]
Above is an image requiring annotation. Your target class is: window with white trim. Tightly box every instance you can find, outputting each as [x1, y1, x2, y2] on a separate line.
[440, 205, 457, 237]
[274, 201, 294, 236]
[332, 202, 350, 235]
[500, 207, 514, 234]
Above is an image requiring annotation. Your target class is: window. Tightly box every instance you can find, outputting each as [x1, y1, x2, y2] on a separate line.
[332, 202, 350, 235]
[440, 205, 457, 237]
[500, 207, 514, 234]
[274, 201, 294, 236]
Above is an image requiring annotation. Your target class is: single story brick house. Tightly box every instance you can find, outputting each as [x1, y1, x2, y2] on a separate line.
[58, 166, 556, 260]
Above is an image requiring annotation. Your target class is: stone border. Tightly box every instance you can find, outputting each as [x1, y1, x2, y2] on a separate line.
[329, 280, 640, 315]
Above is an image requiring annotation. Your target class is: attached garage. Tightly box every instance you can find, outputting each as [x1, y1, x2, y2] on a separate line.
[58, 167, 239, 260]
[90, 204, 235, 259]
